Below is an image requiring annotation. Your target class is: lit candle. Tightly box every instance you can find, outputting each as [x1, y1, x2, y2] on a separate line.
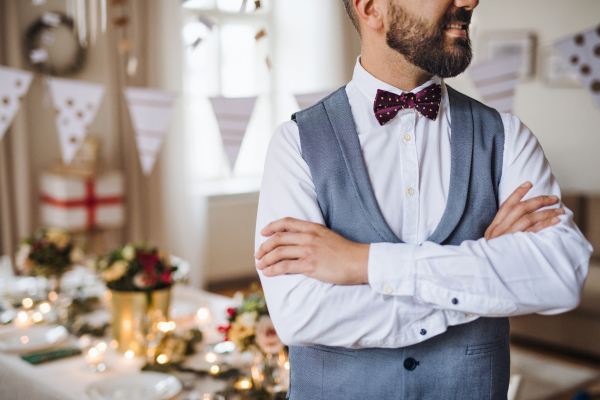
[196, 307, 211, 331]
[22, 298, 33, 309]
[233, 378, 252, 390]
[39, 302, 51, 314]
[32, 312, 43, 323]
[85, 345, 106, 372]
[15, 311, 32, 328]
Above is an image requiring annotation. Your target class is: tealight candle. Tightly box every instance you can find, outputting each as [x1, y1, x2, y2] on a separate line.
[85, 344, 106, 372]
[196, 307, 211, 331]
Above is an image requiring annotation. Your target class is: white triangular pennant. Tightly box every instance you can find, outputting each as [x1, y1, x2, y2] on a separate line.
[467, 54, 522, 114]
[555, 25, 600, 108]
[47, 77, 105, 164]
[0, 66, 33, 142]
[294, 90, 334, 111]
[124, 87, 177, 175]
[210, 96, 257, 171]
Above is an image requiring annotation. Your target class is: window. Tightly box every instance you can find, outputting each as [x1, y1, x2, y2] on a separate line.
[182, 0, 273, 184]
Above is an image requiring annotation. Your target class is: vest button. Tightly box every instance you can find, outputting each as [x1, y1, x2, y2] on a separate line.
[452, 298, 459, 305]
[420, 329, 427, 335]
[404, 357, 419, 371]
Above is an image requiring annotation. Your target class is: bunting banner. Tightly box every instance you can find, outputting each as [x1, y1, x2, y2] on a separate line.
[294, 90, 334, 111]
[210, 96, 257, 171]
[467, 54, 522, 114]
[47, 77, 105, 164]
[0, 66, 34, 142]
[555, 25, 600, 108]
[124, 87, 177, 175]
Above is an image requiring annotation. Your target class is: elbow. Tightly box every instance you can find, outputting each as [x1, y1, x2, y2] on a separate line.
[271, 313, 308, 347]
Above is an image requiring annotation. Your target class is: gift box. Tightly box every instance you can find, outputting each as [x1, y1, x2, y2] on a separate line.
[40, 170, 125, 231]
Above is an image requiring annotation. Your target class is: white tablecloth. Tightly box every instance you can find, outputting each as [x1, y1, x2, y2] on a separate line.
[0, 284, 235, 400]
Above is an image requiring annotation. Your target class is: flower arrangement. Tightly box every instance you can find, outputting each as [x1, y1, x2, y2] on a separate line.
[219, 291, 284, 354]
[95, 244, 177, 291]
[15, 228, 84, 279]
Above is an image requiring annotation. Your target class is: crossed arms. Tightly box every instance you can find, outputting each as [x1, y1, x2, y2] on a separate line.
[254, 116, 592, 348]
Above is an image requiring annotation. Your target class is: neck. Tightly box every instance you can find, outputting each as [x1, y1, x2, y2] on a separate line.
[360, 41, 433, 92]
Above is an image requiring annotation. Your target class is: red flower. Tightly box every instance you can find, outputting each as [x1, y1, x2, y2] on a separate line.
[161, 271, 172, 284]
[218, 324, 231, 333]
[137, 252, 160, 274]
[226, 308, 236, 318]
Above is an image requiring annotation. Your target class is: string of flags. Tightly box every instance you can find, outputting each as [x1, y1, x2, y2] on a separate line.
[555, 25, 600, 108]
[47, 77, 105, 164]
[0, 66, 34, 143]
[467, 54, 522, 114]
[124, 87, 178, 175]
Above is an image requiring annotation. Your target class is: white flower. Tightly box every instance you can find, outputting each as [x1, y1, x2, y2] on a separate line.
[238, 311, 258, 329]
[102, 260, 128, 282]
[46, 228, 70, 250]
[255, 315, 284, 354]
[122, 245, 136, 261]
[133, 272, 151, 289]
[15, 244, 33, 274]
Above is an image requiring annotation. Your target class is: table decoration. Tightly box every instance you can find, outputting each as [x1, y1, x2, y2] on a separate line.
[95, 243, 178, 355]
[218, 289, 289, 397]
[15, 228, 85, 293]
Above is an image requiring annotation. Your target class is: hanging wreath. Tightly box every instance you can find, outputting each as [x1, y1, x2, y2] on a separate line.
[24, 12, 87, 76]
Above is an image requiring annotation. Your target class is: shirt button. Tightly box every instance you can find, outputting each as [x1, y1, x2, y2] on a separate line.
[404, 134, 411, 141]
[452, 298, 459, 305]
[407, 188, 415, 196]
[420, 329, 427, 335]
[466, 313, 474, 318]
[384, 286, 393, 294]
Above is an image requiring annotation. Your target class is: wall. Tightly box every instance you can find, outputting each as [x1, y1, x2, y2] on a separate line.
[445, 0, 600, 193]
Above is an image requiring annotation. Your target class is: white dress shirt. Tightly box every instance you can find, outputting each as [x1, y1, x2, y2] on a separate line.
[255, 58, 592, 349]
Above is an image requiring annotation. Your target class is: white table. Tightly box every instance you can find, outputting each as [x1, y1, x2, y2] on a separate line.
[0, 284, 235, 400]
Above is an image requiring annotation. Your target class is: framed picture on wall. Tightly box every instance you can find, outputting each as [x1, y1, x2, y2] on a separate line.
[539, 46, 581, 87]
[480, 31, 537, 79]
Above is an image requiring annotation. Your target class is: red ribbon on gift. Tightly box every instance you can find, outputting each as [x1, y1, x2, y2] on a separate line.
[41, 180, 124, 228]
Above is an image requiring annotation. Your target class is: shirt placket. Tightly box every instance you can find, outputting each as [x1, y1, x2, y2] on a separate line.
[399, 110, 419, 245]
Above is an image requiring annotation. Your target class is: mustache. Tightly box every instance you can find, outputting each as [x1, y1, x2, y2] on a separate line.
[440, 7, 472, 27]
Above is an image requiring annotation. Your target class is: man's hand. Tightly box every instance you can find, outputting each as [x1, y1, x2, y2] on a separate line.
[255, 181, 565, 284]
[255, 218, 370, 285]
[485, 181, 564, 240]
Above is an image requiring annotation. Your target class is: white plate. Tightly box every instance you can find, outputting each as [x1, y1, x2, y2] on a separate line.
[0, 325, 68, 353]
[86, 372, 182, 400]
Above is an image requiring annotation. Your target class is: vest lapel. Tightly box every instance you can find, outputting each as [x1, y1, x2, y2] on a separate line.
[323, 88, 402, 244]
[427, 85, 474, 244]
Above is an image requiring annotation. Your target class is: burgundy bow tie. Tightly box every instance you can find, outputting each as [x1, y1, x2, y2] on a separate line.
[373, 84, 442, 125]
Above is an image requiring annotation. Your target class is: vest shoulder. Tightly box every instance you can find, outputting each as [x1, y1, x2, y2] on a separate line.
[291, 86, 346, 122]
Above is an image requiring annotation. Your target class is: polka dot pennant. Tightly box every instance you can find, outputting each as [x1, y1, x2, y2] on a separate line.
[0, 66, 34, 143]
[555, 24, 600, 108]
[373, 84, 442, 125]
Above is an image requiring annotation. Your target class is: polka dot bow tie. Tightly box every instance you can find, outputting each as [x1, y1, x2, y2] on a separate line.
[373, 84, 442, 125]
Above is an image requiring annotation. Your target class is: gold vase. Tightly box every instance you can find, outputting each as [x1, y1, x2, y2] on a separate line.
[109, 288, 171, 355]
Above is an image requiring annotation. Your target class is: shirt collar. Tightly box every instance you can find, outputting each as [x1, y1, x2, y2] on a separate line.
[351, 56, 443, 102]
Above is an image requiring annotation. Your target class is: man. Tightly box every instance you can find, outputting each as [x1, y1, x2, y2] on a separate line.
[254, 0, 593, 398]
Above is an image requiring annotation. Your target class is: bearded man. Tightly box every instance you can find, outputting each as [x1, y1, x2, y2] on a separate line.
[254, 0, 593, 398]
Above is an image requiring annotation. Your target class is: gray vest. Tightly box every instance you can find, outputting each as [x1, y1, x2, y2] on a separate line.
[288, 86, 510, 399]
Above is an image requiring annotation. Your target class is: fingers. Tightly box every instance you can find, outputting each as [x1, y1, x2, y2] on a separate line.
[256, 245, 306, 270]
[510, 208, 565, 234]
[260, 217, 321, 237]
[525, 215, 562, 233]
[262, 260, 303, 277]
[495, 181, 532, 221]
[255, 232, 309, 260]
[493, 194, 560, 235]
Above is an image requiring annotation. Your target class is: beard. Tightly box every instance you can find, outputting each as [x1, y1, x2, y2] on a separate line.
[386, 2, 473, 78]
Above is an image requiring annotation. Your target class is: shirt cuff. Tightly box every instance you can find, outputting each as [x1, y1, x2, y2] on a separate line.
[368, 242, 417, 296]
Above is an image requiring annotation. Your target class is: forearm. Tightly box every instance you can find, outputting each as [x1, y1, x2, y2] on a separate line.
[368, 212, 592, 316]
